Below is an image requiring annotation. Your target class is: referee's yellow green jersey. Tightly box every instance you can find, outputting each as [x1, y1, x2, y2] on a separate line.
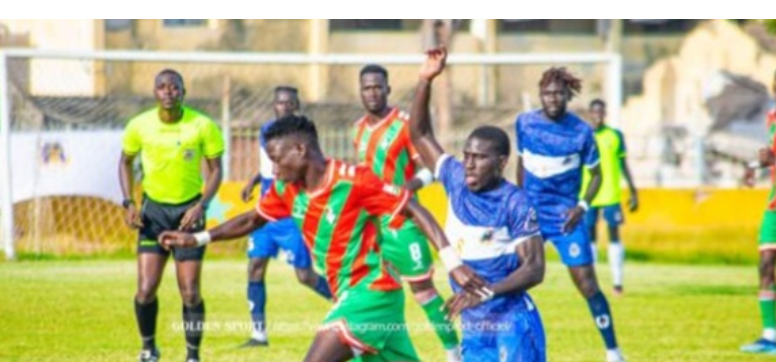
[122, 106, 224, 203]
[581, 125, 626, 207]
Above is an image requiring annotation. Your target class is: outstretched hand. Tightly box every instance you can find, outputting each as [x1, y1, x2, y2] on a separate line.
[158, 231, 197, 249]
[419, 46, 448, 82]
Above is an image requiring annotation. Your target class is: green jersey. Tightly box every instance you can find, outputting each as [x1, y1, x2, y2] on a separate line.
[353, 107, 419, 186]
[256, 159, 411, 298]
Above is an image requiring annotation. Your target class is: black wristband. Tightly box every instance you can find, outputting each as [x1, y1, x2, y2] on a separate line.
[122, 199, 135, 209]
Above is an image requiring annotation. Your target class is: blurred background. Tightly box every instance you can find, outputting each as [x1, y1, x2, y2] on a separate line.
[1, 19, 775, 262]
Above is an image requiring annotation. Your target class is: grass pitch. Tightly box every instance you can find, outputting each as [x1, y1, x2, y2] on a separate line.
[0, 258, 765, 362]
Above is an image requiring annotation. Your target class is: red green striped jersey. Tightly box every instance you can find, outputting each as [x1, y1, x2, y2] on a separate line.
[768, 109, 776, 210]
[353, 107, 420, 186]
[256, 159, 411, 298]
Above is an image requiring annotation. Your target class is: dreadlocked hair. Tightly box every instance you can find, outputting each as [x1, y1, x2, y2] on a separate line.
[539, 67, 582, 99]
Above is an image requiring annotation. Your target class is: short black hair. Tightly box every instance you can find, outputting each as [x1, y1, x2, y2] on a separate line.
[263, 115, 318, 144]
[274, 86, 299, 96]
[156, 69, 184, 85]
[589, 98, 606, 108]
[359, 64, 389, 81]
[274, 85, 300, 105]
[469, 126, 510, 157]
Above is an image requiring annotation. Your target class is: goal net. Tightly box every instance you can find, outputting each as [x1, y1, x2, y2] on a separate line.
[0, 49, 621, 259]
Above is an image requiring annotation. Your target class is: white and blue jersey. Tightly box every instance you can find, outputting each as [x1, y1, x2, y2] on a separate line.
[515, 110, 599, 267]
[258, 121, 276, 196]
[247, 120, 311, 269]
[435, 154, 546, 362]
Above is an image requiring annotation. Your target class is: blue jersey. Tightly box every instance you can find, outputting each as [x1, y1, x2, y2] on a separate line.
[515, 110, 599, 232]
[435, 154, 540, 314]
[258, 120, 276, 197]
[435, 154, 546, 361]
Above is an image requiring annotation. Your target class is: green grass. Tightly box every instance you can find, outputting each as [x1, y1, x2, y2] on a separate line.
[0, 258, 767, 362]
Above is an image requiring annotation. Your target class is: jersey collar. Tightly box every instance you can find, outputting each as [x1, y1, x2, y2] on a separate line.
[359, 107, 398, 132]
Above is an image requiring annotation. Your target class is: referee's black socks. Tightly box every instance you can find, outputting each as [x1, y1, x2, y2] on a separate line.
[134, 298, 158, 351]
[183, 300, 205, 360]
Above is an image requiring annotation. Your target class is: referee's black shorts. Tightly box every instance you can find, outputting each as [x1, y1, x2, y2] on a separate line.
[137, 194, 206, 261]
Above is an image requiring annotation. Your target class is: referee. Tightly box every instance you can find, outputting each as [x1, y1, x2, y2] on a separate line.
[119, 69, 224, 362]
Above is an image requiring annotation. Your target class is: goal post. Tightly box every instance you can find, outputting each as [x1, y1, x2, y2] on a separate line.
[0, 48, 622, 260]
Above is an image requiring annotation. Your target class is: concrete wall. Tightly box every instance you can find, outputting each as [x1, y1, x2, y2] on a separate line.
[621, 19, 776, 187]
[1, 19, 693, 105]
[0, 19, 104, 96]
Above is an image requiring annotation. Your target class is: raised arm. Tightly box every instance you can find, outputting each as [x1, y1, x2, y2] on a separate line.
[409, 47, 448, 170]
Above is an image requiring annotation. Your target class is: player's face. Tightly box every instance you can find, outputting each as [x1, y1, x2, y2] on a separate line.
[462, 137, 506, 192]
[540, 81, 569, 120]
[154, 73, 185, 111]
[360, 73, 390, 114]
[589, 103, 605, 128]
[265, 136, 307, 183]
[273, 91, 299, 119]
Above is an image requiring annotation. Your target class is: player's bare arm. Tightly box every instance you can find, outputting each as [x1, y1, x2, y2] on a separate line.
[564, 164, 601, 233]
[409, 47, 447, 170]
[744, 148, 776, 187]
[161, 210, 267, 249]
[179, 156, 223, 231]
[241, 172, 263, 202]
[620, 156, 639, 212]
[515, 156, 525, 188]
[491, 235, 545, 295]
[446, 235, 545, 318]
[402, 198, 491, 298]
[403, 157, 432, 193]
[119, 152, 143, 228]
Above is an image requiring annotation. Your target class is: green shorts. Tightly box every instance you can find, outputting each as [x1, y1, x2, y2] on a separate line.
[379, 217, 434, 282]
[759, 211, 776, 251]
[321, 287, 419, 362]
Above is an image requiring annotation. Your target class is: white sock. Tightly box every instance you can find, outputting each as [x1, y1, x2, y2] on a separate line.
[252, 328, 267, 342]
[763, 328, 776, 342]
[609, 242, 624, 287]
[606, 348, 624, 361]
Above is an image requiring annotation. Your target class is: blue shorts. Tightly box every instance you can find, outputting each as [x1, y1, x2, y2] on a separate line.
[461, 295, 546, 362]
[542, 223, 593, 267]
[583, 204, 624, 230]
[247, 218, 311, 269]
